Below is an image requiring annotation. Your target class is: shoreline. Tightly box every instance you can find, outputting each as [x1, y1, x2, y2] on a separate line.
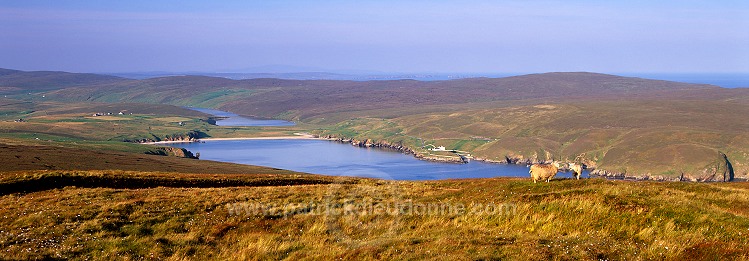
[201, 134, 323, 141]
[317, 135, 729, 182]
[144, 133, 735, 182]
[144, 133, 323, 144]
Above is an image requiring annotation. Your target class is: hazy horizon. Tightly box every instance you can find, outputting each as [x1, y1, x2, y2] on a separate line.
[1, 1, 748, 74]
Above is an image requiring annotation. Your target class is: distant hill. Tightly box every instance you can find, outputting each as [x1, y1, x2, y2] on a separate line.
[0, 68, 127, 93]
[0, 68, 21, 76]
[25, 70, 719, 120]
[108, 71, 357, 80]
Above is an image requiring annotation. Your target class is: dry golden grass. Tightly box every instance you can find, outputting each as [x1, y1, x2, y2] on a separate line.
[2, 171, 748, 260]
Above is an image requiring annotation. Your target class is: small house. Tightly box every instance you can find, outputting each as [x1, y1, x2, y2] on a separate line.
[431, 146, 447, 151]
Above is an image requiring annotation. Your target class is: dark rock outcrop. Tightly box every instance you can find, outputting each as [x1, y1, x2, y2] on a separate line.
[319, 135, 468, 164]
[201, 118, 219, 125]
[162, 130, 206, 142]
[589, 169, 629, 180]
[696, 151, 734, 182]
[146, 147, 199, 159]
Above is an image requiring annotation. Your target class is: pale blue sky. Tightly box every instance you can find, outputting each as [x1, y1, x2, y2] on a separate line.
[1, 0, 747, 73]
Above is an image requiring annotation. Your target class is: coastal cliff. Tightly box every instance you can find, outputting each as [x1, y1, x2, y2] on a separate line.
[319, 135, 470, 164]
[589, 151, 739, 182]
[317, 132, 743, 182]
[145, 147, 199, 159]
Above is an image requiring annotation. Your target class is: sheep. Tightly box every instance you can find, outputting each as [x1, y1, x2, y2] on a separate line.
[529, 162, 561, 183]
[568, 162, 583, 180]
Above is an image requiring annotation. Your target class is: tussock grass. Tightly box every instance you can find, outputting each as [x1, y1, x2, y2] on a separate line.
[2, 173, 748, 260]
[0, 170, 354, 196]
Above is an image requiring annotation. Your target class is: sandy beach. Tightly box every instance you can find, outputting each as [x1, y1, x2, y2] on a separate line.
[201, 133, 319, 141]
[144, 133, 320, 144]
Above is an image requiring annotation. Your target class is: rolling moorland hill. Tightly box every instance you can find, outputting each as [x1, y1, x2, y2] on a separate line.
[2, 68, 749, 180]
[0, 68, 126, 92]
[32, 71, 741, 113]
[4, 69, 739, 118]
[32, 71, 723, 120]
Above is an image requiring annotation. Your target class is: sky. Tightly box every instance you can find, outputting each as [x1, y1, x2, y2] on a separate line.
[1, 0, 748, 74]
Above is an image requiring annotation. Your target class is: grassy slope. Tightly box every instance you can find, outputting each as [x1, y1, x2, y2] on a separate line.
[0, 100, 322, 176]
[1, 174, 748, 260]
[0, 141, 300, 174]
[313, 96, 749, 180]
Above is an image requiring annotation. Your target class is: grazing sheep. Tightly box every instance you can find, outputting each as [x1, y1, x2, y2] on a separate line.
[569, 163, 583, 180]
[529, 162, 561, 183]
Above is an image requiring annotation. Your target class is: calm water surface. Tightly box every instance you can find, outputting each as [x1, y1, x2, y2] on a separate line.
[171, 139, 588, 180]
[181, 107, 587, 180]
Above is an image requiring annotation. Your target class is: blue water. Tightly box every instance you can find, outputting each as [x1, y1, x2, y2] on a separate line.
[170, 139, 588, 180]
[188, 107, 295, 126]
[180, 107, 587, 180]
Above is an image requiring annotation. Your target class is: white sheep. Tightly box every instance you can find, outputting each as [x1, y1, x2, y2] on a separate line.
[529, 162, 561, 183]
[568, 162, 583, 180]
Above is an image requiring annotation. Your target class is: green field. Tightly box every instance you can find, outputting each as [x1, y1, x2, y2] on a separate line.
[0, 101, 309, 143]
